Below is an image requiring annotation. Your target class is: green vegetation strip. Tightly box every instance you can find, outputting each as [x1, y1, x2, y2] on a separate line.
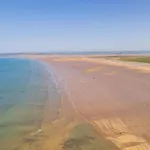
[62, 124, 119, 150]
[91, 56, 150, 63]
[118, 56, 150, 63]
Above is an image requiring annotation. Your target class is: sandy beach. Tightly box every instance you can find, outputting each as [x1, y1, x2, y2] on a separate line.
[23, 55, 150, 150]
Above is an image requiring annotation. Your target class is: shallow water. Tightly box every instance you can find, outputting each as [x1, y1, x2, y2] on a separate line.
[0, 58, 60, 150]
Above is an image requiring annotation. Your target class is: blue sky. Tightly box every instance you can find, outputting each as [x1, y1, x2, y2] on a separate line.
[0, 0, 150, 53]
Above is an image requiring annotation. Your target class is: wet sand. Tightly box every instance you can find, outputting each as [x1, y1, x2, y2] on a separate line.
[26, 55, 150, 150]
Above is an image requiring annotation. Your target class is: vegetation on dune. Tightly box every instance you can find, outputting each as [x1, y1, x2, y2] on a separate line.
[62, 123, 119, 150]
[91, 56, 150, 63]
[117, 56, 150, 63]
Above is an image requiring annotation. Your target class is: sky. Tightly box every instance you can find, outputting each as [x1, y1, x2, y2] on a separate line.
[0, 0, 150, 53]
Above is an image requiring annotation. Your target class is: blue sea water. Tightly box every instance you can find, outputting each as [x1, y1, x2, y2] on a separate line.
[0, 58, 60, 150]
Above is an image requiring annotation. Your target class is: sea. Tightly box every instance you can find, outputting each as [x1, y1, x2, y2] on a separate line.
[0, 58, 60, 150]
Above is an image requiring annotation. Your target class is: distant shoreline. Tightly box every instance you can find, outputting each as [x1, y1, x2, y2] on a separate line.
[1, 50, 150, 57]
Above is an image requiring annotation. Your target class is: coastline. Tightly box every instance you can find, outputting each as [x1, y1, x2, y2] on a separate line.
[32, 55, 150, 150]
[18, 55, 120, 150]
[26, 56, 121, 150]
[14, 54, 150, 150]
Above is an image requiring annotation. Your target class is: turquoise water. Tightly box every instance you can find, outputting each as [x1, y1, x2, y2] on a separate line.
[0, 58, 60, 150]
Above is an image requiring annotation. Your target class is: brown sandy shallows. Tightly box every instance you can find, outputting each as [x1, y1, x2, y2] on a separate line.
[23, 55, 150, 150]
